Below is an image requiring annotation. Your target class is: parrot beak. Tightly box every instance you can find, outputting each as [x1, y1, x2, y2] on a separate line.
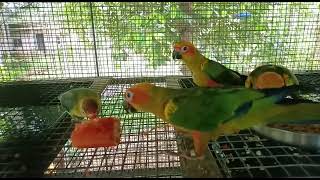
[87, 113, 98, 119]
[83, 99, 99, 119]
[172, 50, 182, 60]
[123, 100, 137, 113]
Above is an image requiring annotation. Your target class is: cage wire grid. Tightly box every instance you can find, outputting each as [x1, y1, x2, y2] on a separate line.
[0, 79, 96, 176]
[1, 77, 320, 178]
[0, 1, 320, 178]
[43, 76, 320, 178]
[1, 2, 320, 82]
[0, 78, 183, 178]
[178, 77, 320, 178]
[43, 79, 182, 178]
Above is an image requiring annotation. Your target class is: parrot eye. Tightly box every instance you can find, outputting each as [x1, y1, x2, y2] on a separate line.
[126, 91, 134, 102]
[181, 46, 188, 52]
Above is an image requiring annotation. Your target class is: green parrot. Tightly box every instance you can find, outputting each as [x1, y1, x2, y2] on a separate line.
[172, 41, 247, 88]
[246, 64, 301, 99]
[58, 88, 102, 121]
[124, 83, 320, 160]
[245, 64, 299, 89]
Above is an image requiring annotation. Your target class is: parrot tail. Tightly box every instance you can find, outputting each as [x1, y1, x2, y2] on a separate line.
[276, 97, 317, 105]
[259, 84, 319, 102]
[259, 84, 300, 97]
[224, 101, 320, 132]
[266, 103, 320, 125]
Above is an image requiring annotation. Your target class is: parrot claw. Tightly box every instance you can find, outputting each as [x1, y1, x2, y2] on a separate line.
[164, 150, 205, 161]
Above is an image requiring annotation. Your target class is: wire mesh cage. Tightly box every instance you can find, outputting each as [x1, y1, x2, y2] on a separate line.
[1, 2, 320, 178]
[178, 77, 320, 178]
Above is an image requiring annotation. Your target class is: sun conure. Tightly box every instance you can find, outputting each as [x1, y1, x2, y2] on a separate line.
[58, 88, 102, 121]
[245, 64, 299, 89]
[124, 83, 320, 160]
[246, 64, 301, 98]
[172, 41, 247, 88]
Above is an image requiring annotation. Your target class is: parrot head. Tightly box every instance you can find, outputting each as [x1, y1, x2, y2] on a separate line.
[82, 98, 99, 119]
[172, 41, 198, 63]
[123, 100, 137, 113]
[123, 83, 155, 113]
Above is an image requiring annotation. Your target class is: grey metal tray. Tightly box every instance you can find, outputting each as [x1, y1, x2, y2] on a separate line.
[253, 125, 320, 151]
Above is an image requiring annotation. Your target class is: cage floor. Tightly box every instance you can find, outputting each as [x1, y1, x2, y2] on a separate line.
[1, 76, 320, 178]
[0, 80, 95, 177]
[210, 129, 320, 178]
[43, 80, 182, 178]
[178, 76, 320, 178]
[0, 80, 94, 107]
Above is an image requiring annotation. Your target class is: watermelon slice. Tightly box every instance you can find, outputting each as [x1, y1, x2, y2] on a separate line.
[71, 117, 121, 148]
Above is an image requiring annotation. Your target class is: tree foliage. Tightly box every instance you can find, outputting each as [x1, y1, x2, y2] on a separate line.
[1, 2, 319, 82]
[62, 2, 320, 69]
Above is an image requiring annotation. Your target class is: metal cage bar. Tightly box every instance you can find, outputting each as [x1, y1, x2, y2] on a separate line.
[1, 2, 320, 178]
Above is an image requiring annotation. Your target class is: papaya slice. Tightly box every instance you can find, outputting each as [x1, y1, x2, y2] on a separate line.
[71, 117, 121, 148]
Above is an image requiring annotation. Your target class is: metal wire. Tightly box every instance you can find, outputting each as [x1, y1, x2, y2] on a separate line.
[41, 79, 182, 178]
[0, 79, 94, 177]
[178, 77, 320, 178]
[0, 78, 183, 178]
[1, 2, 320, 82]
[1, 2, 320, 178]
[1, 75, 320, 178]
[210, 129, 320, 178]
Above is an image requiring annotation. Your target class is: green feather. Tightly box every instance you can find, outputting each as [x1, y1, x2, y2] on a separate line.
[58, 88, 101, 119]
[164, 85, 320, 133]
[166, 87, 264, 132]
[202, 60, 245, 85]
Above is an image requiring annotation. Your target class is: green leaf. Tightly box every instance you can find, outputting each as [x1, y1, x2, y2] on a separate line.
[56, 2, 320, 69]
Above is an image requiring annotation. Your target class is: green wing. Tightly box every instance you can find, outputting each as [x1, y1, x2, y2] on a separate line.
[59, 90, 76, 112]
[202, 60, 246, 86]
[165, 88, 265, 132]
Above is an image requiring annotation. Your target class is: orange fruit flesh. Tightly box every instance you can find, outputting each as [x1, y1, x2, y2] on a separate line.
[71, 117, 121, 148]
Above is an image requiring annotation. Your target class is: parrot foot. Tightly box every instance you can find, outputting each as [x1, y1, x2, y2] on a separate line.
[164, 150, 205, 161]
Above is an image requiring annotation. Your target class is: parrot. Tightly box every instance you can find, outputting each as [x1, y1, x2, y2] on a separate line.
[123, 82, 320, 160]
[245, 64, 299, 90]
[245, 64, 302, 99]
[58, 88, 101, 121]
[172, 41, 247, 88]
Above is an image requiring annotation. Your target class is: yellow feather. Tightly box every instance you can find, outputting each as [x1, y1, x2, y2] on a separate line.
[163, 99, 192, 134]
[245, 76, 252, 88]
[164, 100, 178, 121]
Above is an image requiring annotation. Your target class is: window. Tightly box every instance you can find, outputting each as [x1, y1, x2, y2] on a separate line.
[35, 33, 45, 51]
